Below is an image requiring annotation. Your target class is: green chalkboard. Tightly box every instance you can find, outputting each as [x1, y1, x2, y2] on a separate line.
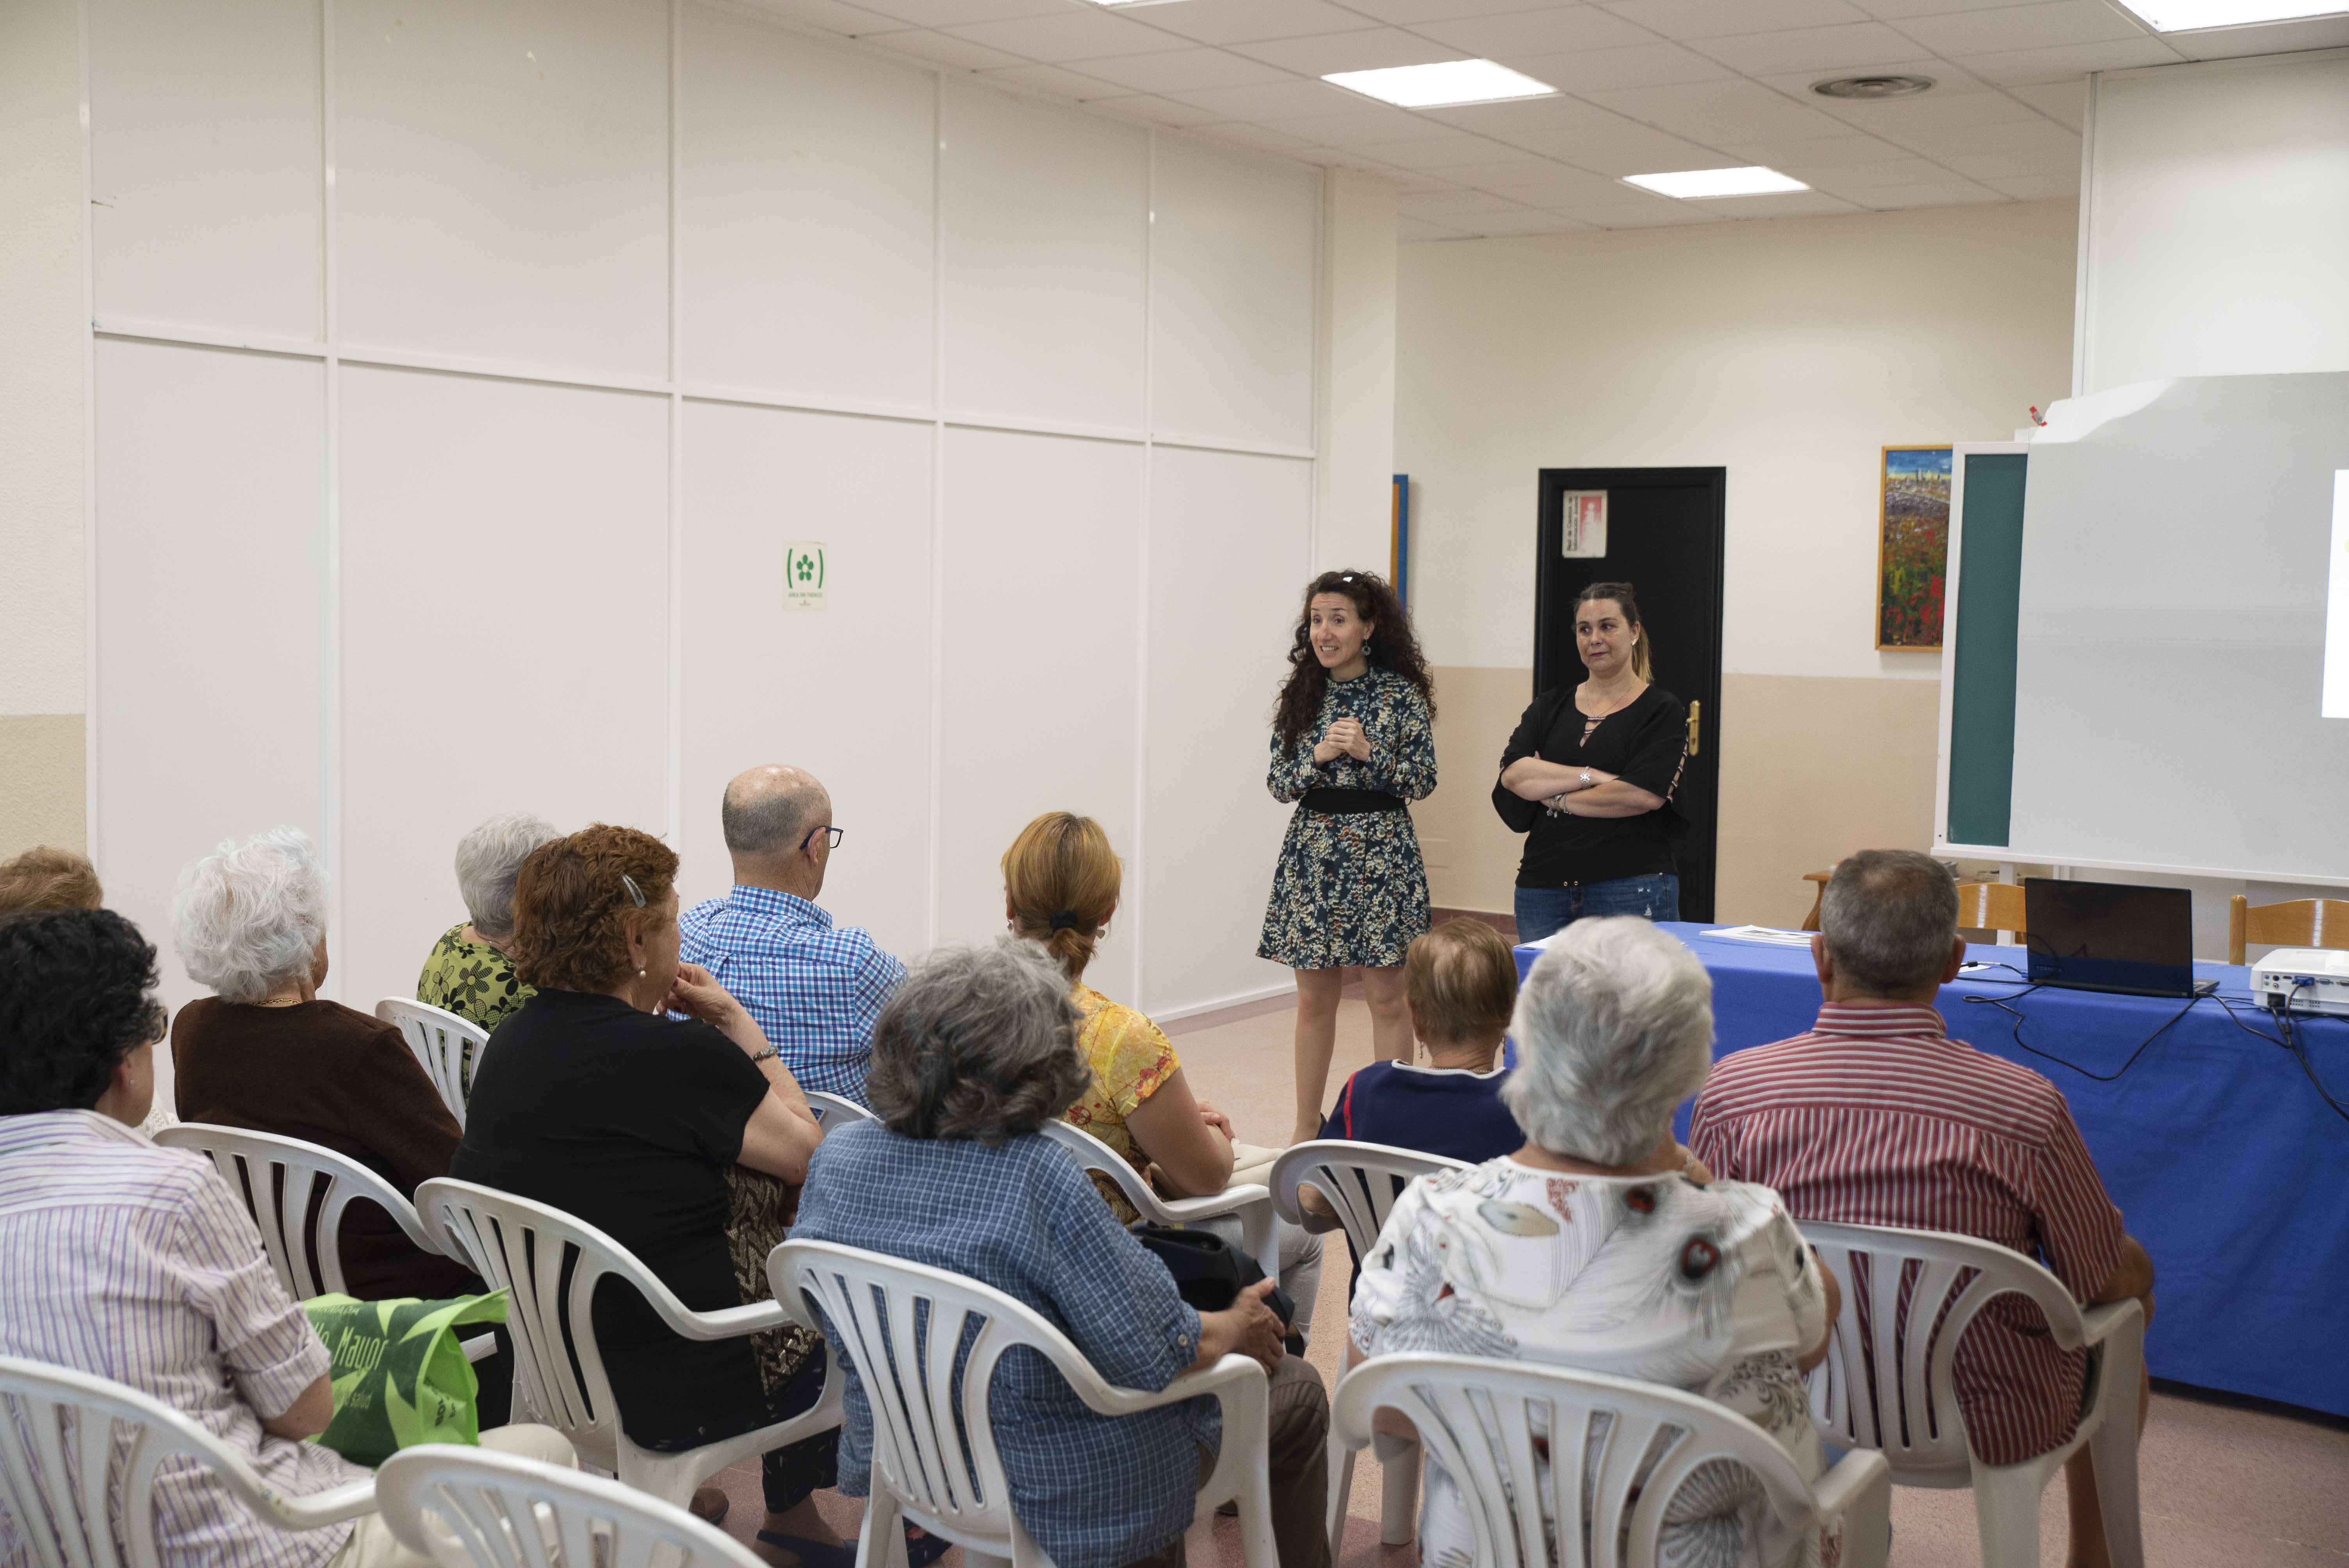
[1945, 452, 2027, 847]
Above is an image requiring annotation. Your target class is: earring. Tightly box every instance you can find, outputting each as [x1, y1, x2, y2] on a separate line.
[637, 968, 647, 979]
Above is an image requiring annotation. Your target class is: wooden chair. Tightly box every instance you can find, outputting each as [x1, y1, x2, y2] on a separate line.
[2228, 894, 2349, 965]
[1800, 869, 1834, 931]
[1956, 880, 2028, 938]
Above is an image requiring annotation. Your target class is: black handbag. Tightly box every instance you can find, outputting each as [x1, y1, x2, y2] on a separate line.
[1131, 1222, 1304, 1354]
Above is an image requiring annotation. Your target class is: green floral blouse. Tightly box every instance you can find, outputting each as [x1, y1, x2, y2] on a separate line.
[416, 923, 534, 1036]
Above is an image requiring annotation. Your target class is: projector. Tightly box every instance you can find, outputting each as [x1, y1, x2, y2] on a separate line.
[2248, 948, 2349, 1018]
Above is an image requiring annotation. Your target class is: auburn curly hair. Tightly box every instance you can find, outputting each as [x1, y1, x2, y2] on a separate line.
[510, 825, 678, 994]
[0, 909, 167, 1115]
[1271, 568, 1436, 748]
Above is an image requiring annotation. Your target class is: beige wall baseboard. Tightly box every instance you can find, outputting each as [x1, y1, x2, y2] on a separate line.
[0, 713, 86, 858]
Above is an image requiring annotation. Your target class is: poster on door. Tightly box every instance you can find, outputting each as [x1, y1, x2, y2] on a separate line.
[1561, 491, 1608, 558]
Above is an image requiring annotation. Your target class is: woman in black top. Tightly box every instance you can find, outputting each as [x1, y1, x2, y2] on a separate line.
[1492, 582, 1689, 944]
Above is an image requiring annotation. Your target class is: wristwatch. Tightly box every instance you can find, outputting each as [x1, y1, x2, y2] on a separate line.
[1579, 769, 1593, 789]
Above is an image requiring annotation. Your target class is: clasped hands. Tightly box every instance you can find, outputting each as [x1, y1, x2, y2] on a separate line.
[1312, 717, 1372, 765]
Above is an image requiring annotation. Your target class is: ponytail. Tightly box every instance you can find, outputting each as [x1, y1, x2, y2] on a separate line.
[1001, 813, 1121, 983]
[1574, 581, 1655, 682]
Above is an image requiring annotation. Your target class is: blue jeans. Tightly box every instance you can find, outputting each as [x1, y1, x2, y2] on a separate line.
[1513, 873, 1680, 944]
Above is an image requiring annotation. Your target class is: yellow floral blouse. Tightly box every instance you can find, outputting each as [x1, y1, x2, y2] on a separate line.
[1058, 983, 1182, 1224]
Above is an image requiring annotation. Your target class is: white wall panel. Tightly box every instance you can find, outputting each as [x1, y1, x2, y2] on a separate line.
[336, 368, 670, 1011]
[1140, 447, 1311, 1016]
[87, 0, 321, 338]
[678, 401, 934, 959]
[681, 7, 935, 409]
[937, 428, 1142, 994]
[335, 0, 670, 377]
[93, 340, 324, 1038]
[942, 83, 1148, 431]
[1150, 138, 1317, 452]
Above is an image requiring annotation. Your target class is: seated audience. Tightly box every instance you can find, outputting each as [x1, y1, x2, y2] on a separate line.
[0, 908, 574, 1568]
[680, 765, 904, 1103]
[451, 825, 849, 1564]
[169, 827, 474, 1302]
[416, 811, 558, 1034]
[1002, 810, 1321, 1328]
[1352, 917, 1838, 1568]
[0, 844, 102, 917]
[1689, 849, 2155, 1568]
[793, 941, 1331, 1568]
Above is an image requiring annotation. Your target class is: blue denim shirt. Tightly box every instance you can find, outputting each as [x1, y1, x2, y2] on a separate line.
[791, 1124, 1214, 1568]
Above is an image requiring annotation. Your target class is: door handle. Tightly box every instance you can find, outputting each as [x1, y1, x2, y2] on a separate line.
[1687, 700, 1700, 758]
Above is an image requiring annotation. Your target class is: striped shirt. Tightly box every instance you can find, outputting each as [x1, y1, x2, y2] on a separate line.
[1686, 1004, 2126, 1466]
[0, 1110, 370, 1568]
[678, 886, 904, 1103]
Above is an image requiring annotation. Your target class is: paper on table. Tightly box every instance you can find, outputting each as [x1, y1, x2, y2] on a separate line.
[1701, 925, 1818, 948]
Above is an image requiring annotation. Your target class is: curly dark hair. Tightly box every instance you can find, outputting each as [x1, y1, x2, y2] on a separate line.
[0, 909, 167, 1115]
[1271, 568, 1436, 748]
[510, 825, 678, 994]
[866, 941, 1093, 1146]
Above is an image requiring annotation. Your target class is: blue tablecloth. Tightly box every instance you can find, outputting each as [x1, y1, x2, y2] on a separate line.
[1513, 921, 2349, 1418]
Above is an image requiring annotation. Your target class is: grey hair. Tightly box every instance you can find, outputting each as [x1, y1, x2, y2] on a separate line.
[454, 812, 559, 937]
[1820, 849, 1960, 994]
[1502, 917, 1714, 1166]
[866, 939, 1092, 1146]
[722, 770, 828, 857]
[171, 827, 328, 1005]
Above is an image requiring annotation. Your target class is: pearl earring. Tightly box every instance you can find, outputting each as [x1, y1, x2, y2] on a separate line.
[637, 968, 647, 979]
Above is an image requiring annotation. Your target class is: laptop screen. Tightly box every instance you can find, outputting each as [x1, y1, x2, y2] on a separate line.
[2023, 879, 2198, 996]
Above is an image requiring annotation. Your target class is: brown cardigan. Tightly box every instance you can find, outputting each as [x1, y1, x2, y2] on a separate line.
[171, 996, 475, 1301]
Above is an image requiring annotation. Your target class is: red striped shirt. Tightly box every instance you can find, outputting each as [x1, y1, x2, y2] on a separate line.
[1687, 1003, 2126, 1466]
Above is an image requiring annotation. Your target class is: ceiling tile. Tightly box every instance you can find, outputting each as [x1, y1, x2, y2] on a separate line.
[1847, 0, 2044, 14]
[1840, 179, 2007, 207]
[1716, 132, 1923, 165]
[1231, 27, 1469, 74]
[1802, 155, 1971, 186]
[1494, 41, 1738, 90]
[1276, 107, 1486, 144]
[1183, 120, 1325, 155]
[1415, 151, 1586, 180]
[2165, 13, 2349, 60]
[1816, 87, 2039, 133]
[1953, 37, 2183, 83]
[1398, 215, 1475, 240]
[1066, 47, 1296, 93]
[1423, 94, 1639, 136]
[1936, 145, 2079, 178]
[1160, 78, 1370, 119]
[1582, 78, 1853, 140]
[1342, 0, 1597, 21]
[1891, 0, 2149, 56]
[727, 0, 909, 35]
[1083, 93, 1230, 127]
[864, 28, 1033, 69]
[1749, 58, 1996, 98]
[943, 9, 1195, 62]
[1689, 20, 1931, 73]
[1469, 208, 1608, 234]
[1889, 116, 2078, 154]
[1980, 169, 2079, 199]
[1409, 6, 1663, 57]
[980, 61, 1130, 97]
[1572, 200, 1733, 226]
[856, 0, 1069, 23]
[1126, 0, 1382, 46]
[1473, 167, 1625, 197]
[1386, 169, 1460, 191]
[1347, 132, 1529, 167]
[2003, 79, 2085, 128]
[1598, 0, 1873, 39]
[1547, 134, 1750, 176]
[1703, 188, 1867, 216]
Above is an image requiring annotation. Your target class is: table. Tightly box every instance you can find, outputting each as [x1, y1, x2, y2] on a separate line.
[1513, 921, 2349, 1418]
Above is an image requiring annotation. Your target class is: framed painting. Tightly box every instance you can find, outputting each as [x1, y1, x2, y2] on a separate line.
[1877, 445, 1952, 650]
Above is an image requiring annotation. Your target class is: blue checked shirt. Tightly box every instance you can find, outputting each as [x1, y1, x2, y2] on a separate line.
[677, 886, 904, 1103]
[792, 1124, 1215, 1568]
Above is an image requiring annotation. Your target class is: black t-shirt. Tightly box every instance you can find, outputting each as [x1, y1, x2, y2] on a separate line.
[451, 989, 771, 1448]
[1491, 683, 1690, 887]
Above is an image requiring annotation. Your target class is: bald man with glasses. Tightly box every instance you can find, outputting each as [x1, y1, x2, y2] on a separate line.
[679, 765, 906, 1104]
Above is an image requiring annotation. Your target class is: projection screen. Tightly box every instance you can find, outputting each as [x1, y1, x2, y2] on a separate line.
[2005, 371, 2349, 884]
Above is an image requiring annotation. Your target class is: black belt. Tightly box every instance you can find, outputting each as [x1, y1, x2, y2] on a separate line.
[1300, 788, 1405, 815]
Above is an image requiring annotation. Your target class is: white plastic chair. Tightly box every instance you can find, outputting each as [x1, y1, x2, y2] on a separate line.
[1038, 1116, 1277, 1277]
[770, 1238, 1278, 1568]
[376, 998, 492, 1129]
[0, 1354, 378, 1568]
[374, 1443, 762, 1568]
[1268, 1138, 1470, 1550]
[1332, 1352, 1892, 1568]
[1798, 1220, 2146, 1568]
[806, 1090, 878, 1137]
[415, 1178, 839, 1509]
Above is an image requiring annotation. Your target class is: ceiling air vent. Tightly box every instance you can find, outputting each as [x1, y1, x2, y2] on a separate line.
[1811, 75, 1936, 100]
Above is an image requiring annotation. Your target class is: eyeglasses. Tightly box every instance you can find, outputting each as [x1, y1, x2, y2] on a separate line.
[801, 825, 845, 852]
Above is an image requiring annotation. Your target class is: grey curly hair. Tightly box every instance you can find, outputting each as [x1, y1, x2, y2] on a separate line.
[454, 812, 559, 937]
[171, 827, 328, 1006]
[866, 939, 1093, 1146]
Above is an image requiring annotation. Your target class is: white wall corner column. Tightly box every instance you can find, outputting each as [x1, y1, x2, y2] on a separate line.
[1313, 167, 1399, 576]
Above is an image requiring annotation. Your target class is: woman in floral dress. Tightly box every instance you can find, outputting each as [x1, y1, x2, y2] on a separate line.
[1258, 568, 1437, 1145]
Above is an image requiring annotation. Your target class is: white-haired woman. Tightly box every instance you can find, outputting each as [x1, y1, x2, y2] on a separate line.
[1349, 917, 1841, 1568]
[417, 811, 559, 1034]
[170, 827, 474, 1304]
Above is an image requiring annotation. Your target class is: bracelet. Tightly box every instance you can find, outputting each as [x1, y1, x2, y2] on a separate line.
[747, 1045, 778, 1066]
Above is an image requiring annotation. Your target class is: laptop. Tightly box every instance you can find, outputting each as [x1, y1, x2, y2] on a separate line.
[2023, 878, 2216, 998]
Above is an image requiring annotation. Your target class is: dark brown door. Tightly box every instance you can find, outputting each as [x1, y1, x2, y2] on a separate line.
[1533, 467, 1727, 921]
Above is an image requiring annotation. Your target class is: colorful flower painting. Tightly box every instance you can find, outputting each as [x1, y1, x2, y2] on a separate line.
[1877, 445, 1952, 650]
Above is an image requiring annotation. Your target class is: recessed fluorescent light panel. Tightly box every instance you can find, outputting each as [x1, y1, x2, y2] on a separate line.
[2117, 0, 2347, 27]
[1323, 59, 1555, 109]
[1624, 166, 1809, 199]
